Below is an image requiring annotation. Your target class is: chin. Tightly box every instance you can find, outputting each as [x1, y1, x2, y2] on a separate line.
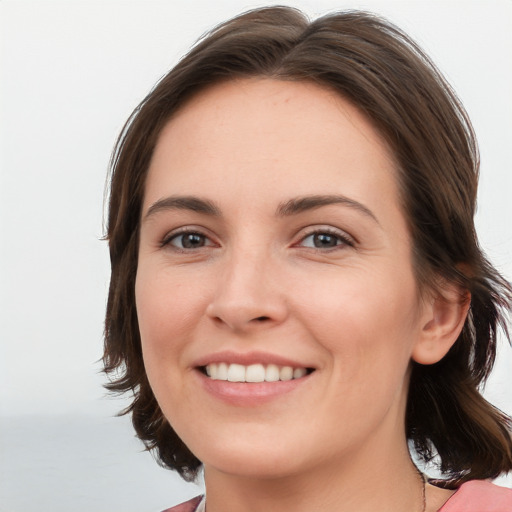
[191, 433, 310, 480]
[203, 453, 305, 480]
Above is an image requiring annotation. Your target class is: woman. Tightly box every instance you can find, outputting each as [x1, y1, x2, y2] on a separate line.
[103, 7, 512, 511]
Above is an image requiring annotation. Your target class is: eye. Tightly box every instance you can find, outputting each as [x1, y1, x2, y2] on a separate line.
[163, 230, 214, 250]
[298, 229, 354, 249]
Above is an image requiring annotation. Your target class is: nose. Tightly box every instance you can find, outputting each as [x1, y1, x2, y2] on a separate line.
[205, 249, 288, 333]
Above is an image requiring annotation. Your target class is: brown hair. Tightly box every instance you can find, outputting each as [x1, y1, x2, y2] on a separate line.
[103, 6, 512, 485]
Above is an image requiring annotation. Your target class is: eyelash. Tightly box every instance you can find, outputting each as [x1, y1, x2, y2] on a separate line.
[296, 227, 355, 250]
[161, 228, 216, 251]
[161, 226, 355, 253]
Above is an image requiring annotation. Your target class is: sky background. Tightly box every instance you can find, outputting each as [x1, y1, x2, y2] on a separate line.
[1, 1, 511, 510]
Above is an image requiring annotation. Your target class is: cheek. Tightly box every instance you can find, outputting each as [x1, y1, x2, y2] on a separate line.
[296, 264, 421, 374]
[135, 267, 206, 368]
[134, 267, 212, 422]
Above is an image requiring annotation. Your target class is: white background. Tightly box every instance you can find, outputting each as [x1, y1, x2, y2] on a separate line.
[0, 0, 511, 510]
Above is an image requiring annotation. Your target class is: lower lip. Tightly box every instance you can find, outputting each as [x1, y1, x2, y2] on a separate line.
[197, 370, 312, 406]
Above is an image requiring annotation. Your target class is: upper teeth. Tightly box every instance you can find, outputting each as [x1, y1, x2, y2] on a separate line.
[205, 363, 308, 383]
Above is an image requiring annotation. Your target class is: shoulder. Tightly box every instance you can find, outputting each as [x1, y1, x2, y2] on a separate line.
[439, 480, 512, 512]
[161, 495, 204, 512]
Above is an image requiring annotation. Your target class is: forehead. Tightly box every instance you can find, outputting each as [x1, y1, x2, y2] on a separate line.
[145, 78, 399, 214]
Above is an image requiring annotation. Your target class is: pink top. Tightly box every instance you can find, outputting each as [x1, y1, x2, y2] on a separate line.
[439, 480, 512, 511]
[163, 480, 512, 512]
[162, 495, 203, 512]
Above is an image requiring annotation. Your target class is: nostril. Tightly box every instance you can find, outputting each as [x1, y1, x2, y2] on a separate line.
[255, 316, 270, 322]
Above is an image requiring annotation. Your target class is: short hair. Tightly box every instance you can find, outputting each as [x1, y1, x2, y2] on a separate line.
[103, 6, 512, 485]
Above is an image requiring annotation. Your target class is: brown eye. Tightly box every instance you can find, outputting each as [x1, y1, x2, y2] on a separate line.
[168, 232, 209, 249]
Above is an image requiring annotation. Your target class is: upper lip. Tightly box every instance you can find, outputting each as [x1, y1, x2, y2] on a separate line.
[192, 350, 314, 369]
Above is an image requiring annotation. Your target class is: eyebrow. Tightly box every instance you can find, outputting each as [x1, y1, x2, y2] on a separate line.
[276, 194, 379, 223]
[143, 196, 221, 221]
[142, 193, 378, 224]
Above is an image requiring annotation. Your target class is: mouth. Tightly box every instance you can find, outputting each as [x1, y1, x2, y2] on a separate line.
[199, 363, 314, 383]
[194, 353, 316, 405]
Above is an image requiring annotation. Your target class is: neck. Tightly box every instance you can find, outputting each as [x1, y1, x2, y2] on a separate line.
[203, 435, 424, 512]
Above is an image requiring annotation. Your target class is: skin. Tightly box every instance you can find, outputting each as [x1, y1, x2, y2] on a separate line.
[135, 79, 466, 512]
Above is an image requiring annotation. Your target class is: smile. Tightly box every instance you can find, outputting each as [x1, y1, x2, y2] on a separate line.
[194, 352, 316, 405]
[204, 363, 310, 383]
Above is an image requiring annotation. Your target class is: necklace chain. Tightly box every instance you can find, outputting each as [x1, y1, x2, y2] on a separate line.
[419, 472, 427, 512]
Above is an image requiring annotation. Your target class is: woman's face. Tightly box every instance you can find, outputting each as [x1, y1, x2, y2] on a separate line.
[136, 79, 431, 478]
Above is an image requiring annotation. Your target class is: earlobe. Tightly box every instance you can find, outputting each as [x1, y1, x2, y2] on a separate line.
[412, 288, 470, 366]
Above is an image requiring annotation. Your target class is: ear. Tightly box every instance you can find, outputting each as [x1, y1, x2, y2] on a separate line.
[411, 284, 470, 365]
